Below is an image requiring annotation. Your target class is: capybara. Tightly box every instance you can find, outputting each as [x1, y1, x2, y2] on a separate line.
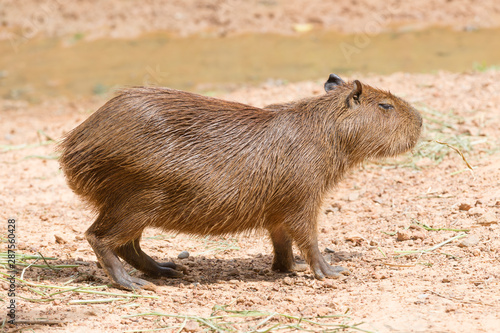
[58, 74, 422, 290]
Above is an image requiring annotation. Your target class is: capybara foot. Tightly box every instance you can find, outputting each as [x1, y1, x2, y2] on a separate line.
[163, 262, 187, 274]
[113, 275, 152, 291]
[149, 263, 184, 278]
[323, 265, 350, 278]
[312, 264, 350, 280]
[114, 240, 184, 278]
[310, 255, 350, 280]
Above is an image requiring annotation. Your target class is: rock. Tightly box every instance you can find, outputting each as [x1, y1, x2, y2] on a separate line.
[467, 207, 485, 217]
[325, 203, 341, 213]
[458, 235, 480, 248]
[477, 212, 497, 225]
[396, 230, 412, 241]
[183, 320, 200, 332]
[333, 251, 355, 261]
[178, 251, 190, 259]
[321, 280, 338, 289]
[316, 306, 330, 317]
[284, 296, 299, 302]
[54, 234, 67, 244]
[227, 268, 240, 276]
[345, 235, 364, 245]
[417, 293, 429, 299]
[372, 272, 388, 279]
[411, 231, 426, 240]
[458, 203, 472, 211]
[347, 192, 360, 201]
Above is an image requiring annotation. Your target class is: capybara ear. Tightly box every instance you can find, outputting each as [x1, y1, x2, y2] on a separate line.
[324, 74, 345, 92]
[345, 80, 362, 107]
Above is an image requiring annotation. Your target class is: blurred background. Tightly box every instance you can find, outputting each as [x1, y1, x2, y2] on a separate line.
[0, 0, 499, 102]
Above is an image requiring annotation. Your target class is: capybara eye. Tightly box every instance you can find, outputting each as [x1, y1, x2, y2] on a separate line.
[378, 103, 394, 110]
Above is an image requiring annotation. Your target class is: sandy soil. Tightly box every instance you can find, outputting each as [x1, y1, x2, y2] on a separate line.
[1, 69, 499, 332]
[1, 0, 500, 40]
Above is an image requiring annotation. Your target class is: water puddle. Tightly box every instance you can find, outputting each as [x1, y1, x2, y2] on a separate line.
[0, 27, 499, 101]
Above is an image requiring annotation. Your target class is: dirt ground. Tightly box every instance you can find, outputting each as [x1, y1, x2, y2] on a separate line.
[1, 1, 500, 332]
[1, 0, 500, 40]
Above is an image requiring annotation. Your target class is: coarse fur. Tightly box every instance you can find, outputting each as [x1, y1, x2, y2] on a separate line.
[58, 74, 422, 290]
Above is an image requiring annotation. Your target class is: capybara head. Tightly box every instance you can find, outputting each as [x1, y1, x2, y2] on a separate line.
[320, 74, 422, 164]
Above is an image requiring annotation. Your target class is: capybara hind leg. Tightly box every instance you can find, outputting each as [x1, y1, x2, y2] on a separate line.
[85, 231, 151, 290]
[115, 238, 183, 278]
[269, 225, 307, 273]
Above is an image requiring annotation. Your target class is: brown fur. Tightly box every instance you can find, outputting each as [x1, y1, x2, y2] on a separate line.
[58, 75, 422, 290]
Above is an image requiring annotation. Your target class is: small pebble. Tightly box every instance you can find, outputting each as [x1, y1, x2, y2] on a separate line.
[458, 235, 480, 248]
[477, 212, 497, 225]
[372, 272, 388, 279]
[316, 306, 330, 317]
[178, 251, 190, 259]
[54, 234, 67, 244]
[417, 293, 429, 300]
[411, 231, 426, 240]
[183, 320, 200, 332]
[325, 203, 341, 213]
[347, 192, 359, 201]
[284, 296, 298, 302]
[397, 230, 412, 241]
[458, 203, 472, 211]
[467, 207, 485, 217]
[325, 247, 335, 253]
